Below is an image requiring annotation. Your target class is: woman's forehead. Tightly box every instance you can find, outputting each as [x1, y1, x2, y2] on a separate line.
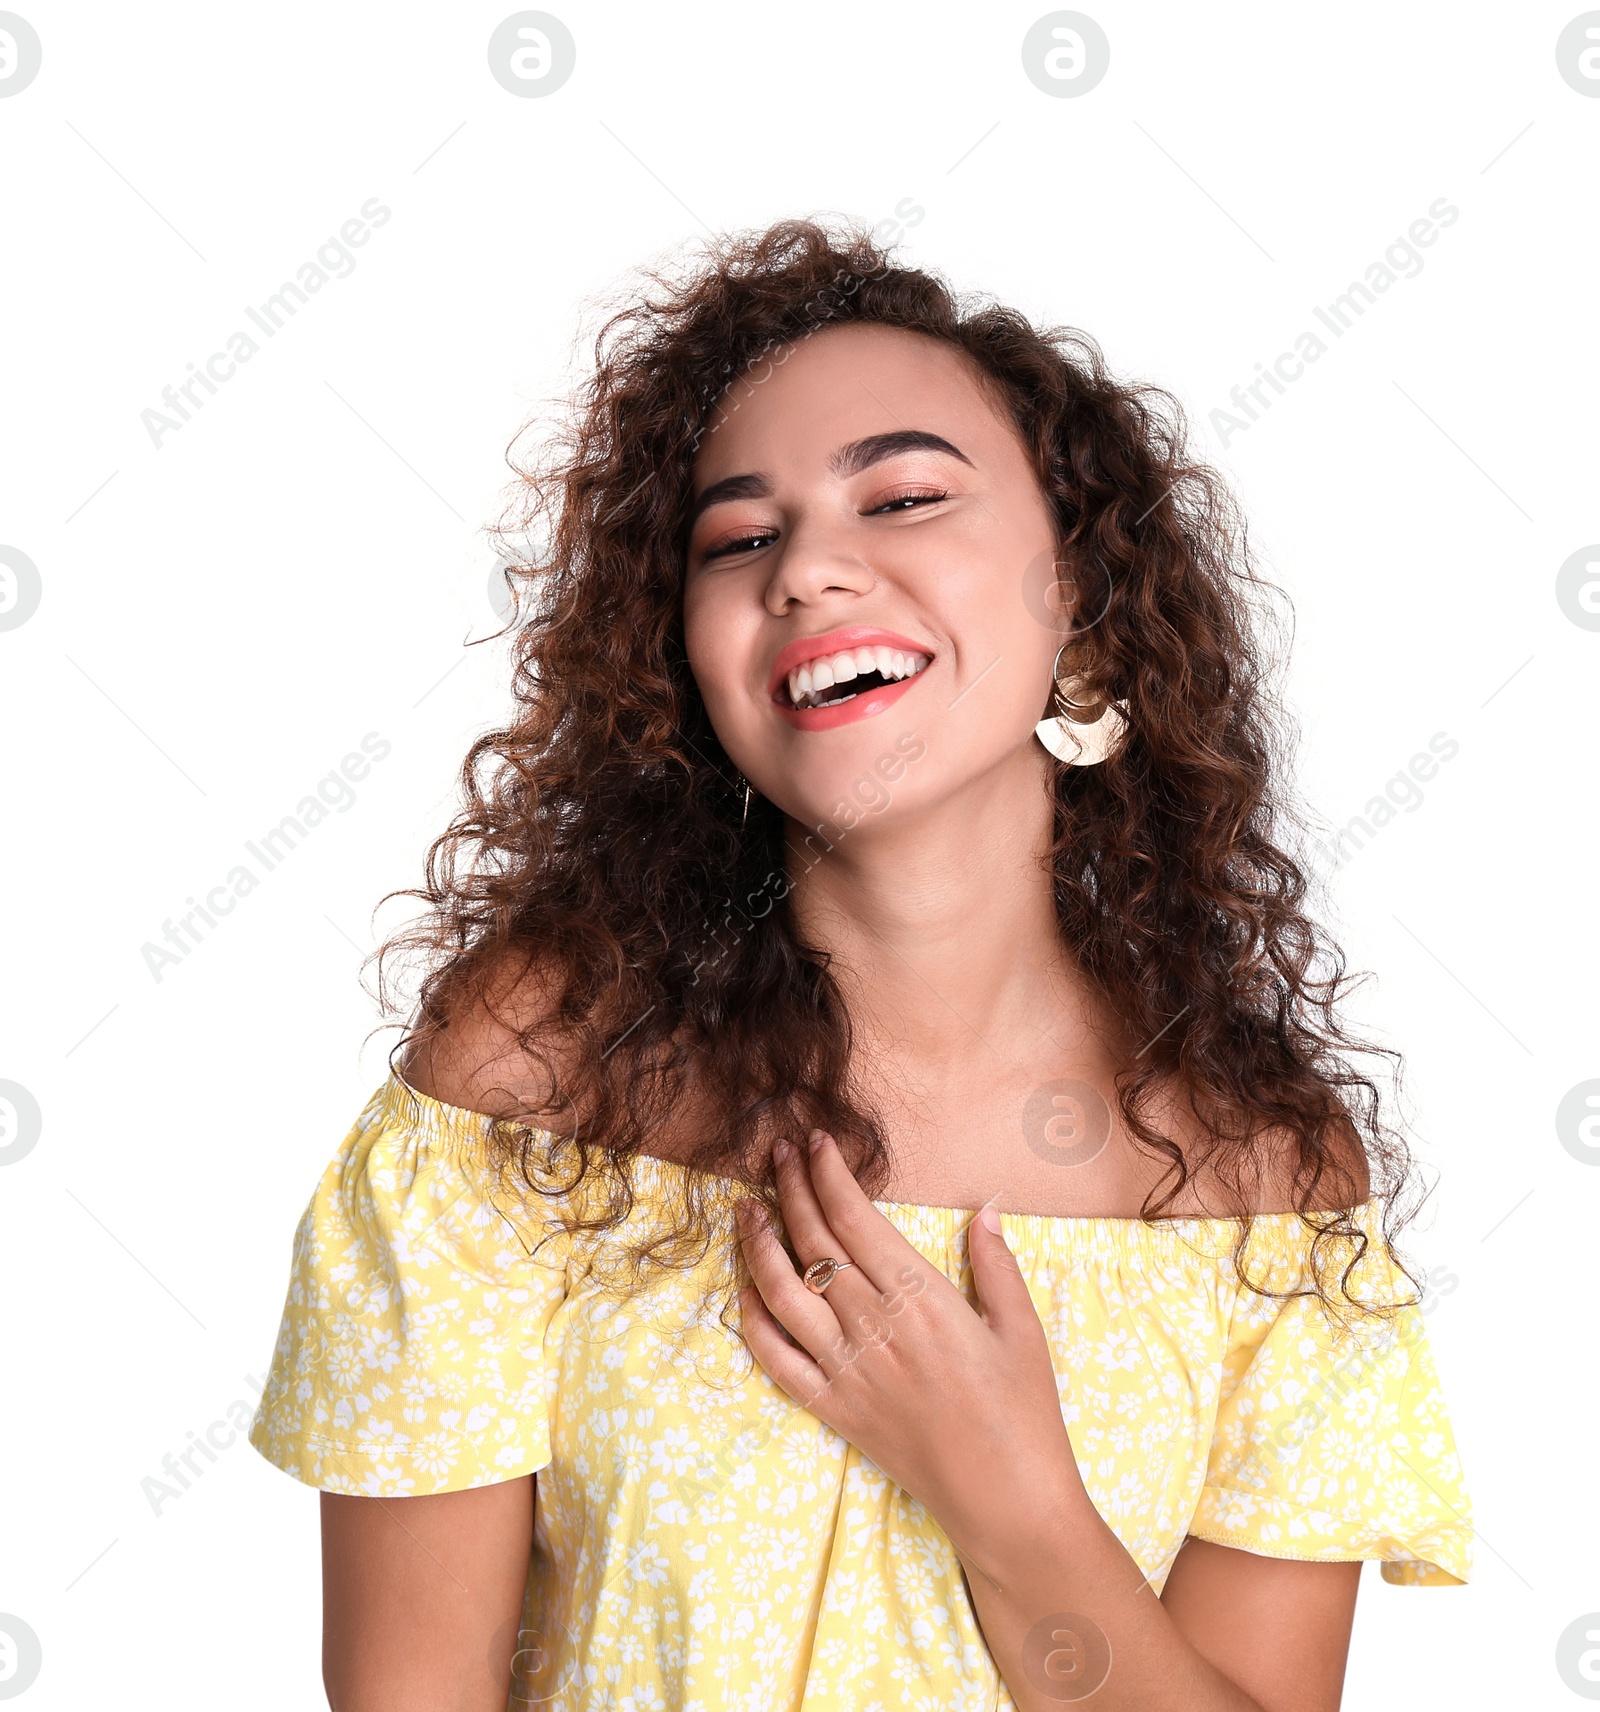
[690, 325, 1008, 481]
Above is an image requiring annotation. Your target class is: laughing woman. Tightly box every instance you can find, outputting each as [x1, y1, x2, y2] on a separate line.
[250, 218, 1471, 1712]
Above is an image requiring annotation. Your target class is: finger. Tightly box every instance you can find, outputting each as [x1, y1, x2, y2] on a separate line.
[768, 1136, 887, 1330]
[966, 1201, 1043, 1333]
[735, 1194, 849, 1369]
[736, 1286, 837, 1418]
[800, 1130, 947, 1324]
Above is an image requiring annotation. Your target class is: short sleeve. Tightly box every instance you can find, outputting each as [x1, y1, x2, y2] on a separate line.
[1189, 1218, 1473, 1586]
[248, 1073, 570, 1497]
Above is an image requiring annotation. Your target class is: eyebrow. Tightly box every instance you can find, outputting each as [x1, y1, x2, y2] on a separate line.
[687, 429, 973, 527]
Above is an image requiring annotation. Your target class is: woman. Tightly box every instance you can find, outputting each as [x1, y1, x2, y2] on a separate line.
[250, 218, 1471, 1711]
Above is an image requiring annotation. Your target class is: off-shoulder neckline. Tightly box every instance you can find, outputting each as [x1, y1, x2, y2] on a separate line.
[383, 1065, 1374, 1231]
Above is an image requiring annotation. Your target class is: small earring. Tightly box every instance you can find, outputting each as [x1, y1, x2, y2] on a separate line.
[1035, 643, 1129, 767]
[741, 780, 752, 829]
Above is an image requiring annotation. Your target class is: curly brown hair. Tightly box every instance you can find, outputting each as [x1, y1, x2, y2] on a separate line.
[366, 215, 1426, 1328]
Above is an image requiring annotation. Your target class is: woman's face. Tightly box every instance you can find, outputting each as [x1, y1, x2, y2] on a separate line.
[683, 322, 1066, 839]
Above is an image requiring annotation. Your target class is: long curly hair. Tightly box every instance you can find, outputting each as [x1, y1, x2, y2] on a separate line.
[367, 215, 1427, 1328]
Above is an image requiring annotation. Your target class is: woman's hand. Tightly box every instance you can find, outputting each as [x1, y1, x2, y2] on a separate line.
[735, 1128, 1086, 1579]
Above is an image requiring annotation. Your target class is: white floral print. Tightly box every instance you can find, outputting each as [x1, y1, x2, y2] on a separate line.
[250, 1072, 1472, 1710]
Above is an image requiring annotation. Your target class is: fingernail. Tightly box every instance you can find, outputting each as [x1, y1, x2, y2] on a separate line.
[774, 1140, 793, 1167]
[808, 1129, 827, 1154]
[980, 1204, 1003, 1234]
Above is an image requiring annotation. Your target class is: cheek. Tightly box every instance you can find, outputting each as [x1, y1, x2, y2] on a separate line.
[683, 582, 761, 729]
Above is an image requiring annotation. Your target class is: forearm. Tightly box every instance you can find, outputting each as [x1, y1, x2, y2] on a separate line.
[951, 1485, 1266, 1712]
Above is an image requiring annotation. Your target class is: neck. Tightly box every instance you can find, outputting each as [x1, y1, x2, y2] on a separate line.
[781, 743, 1112, 1072]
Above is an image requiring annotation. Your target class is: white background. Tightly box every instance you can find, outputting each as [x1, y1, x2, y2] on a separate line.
[2, 2, 1597, 1706]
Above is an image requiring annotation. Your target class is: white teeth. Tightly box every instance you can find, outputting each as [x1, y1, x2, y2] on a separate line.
[785, 644, 933, 708]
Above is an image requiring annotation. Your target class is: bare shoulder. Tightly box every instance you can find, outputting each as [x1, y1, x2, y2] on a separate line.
[399, 945, 715, 1160]
[1233, 1108, 1373, 1215]
[1138, 1078, 1373, 1217]
[1266, 1109, 1375, 1218]
[400, 945, 575, 1122]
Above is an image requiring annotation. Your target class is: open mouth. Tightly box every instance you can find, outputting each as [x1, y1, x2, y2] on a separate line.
[780, 645, 932, 711]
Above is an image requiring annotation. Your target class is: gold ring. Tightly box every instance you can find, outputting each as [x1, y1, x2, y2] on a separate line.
[802, 1256, 855, 1294]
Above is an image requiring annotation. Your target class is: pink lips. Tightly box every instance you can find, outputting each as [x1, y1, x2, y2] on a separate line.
[767, 626, 933, 731]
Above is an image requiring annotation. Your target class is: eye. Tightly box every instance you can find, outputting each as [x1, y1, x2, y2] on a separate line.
[697, 485, 950, 562]
[867, 486, 949, 514]
[701, 527, 778, 562]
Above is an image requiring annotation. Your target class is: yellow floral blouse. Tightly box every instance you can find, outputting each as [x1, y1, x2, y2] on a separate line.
[251, 1070, 1472, 1710]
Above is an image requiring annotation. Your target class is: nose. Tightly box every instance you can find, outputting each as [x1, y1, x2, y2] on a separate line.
[762, 516, 876, 617]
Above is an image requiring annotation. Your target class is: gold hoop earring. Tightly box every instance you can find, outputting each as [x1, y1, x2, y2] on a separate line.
[1035, 642, 1129, 767]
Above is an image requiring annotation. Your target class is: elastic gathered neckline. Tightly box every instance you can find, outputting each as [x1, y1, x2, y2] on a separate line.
[381, 1065, 1375, 1246]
